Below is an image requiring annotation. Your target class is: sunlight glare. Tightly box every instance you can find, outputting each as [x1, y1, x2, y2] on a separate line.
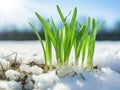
[0, 0, 20, 12]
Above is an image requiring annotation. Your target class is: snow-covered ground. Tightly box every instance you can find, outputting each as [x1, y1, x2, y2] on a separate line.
[0, 41, 120, 90]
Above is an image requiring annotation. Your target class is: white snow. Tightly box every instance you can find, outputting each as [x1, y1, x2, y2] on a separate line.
[24, 80, 34, 90]
[0, 80, 22, 90]
[33, 71, 59, 90]
[19, 64, 43, 75]
[0, 58, 9, 71]
[5, 69, 20, 80]
[0, 41, 120, 90]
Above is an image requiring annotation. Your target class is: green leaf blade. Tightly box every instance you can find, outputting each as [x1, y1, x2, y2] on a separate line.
[35, 12, 56, 48]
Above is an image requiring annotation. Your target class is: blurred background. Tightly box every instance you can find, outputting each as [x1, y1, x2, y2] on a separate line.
[0, 0, 120, 40]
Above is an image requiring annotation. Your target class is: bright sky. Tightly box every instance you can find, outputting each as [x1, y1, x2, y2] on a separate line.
[0, 0, 120, 30]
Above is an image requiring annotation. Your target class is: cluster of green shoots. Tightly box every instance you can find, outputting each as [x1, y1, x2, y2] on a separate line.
[29, 5, 104, 72]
